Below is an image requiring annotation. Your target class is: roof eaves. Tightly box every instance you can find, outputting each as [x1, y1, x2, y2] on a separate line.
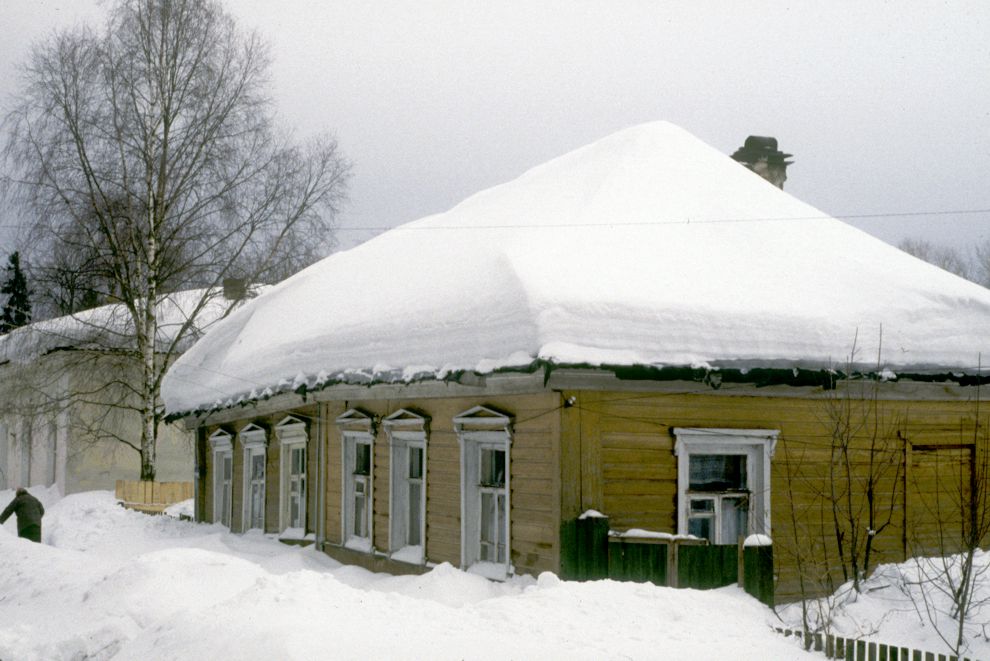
[164, 358, 990, 423]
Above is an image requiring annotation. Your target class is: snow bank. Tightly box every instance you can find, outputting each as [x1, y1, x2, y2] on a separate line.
[0, 489, 812, 660]
[776, 555, 990, 658]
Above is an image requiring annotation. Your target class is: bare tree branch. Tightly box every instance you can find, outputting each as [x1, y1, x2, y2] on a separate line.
[1, 0, 350, 480]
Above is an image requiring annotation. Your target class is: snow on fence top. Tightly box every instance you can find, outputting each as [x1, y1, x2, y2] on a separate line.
[162, 120, 990, 415]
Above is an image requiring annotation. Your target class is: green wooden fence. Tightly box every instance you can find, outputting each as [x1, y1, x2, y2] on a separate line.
[560, 514, 774, 605]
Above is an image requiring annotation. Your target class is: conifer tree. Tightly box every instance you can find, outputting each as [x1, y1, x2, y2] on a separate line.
[0, 251, 31, 333]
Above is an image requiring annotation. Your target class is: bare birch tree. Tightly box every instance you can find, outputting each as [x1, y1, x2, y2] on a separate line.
[1, 0, 350, 480]
[822, 333, 904, 593]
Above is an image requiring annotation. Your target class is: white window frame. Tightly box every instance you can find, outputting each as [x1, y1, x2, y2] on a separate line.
[209, 429, 233, 527]
[275, 416, 308, 537]
[455, 405, 513, 580]
[240, 423, 268, 532]
[673, 427, 778, 544]
[336, 409, 376, 553]
[384, 409, 430, 564]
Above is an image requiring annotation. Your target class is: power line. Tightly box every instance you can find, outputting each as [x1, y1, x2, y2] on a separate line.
[2, 207, 990, 234]
[332, 208, 990, 233]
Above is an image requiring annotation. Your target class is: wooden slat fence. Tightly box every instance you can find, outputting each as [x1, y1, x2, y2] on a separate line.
[561, 515, 775, 605]
[775, 627, 977, 661]
[115, 480, 193, 514]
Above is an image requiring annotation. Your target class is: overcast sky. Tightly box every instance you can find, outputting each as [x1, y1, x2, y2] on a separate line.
[2, 0, 989, 256]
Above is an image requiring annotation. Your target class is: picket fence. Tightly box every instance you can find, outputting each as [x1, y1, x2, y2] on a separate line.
[775, 627, 978, 661]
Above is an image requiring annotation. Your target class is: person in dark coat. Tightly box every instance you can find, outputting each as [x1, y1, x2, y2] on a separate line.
[0, 487, 45, 542]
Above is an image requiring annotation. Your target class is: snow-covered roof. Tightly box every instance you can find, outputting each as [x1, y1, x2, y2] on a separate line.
[0, 288, 248, 365]
[162, 121, 990, 415]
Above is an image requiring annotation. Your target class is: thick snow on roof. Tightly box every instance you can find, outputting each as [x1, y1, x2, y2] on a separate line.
[163, 121, 990, 414]
[0, 288, 244, 365]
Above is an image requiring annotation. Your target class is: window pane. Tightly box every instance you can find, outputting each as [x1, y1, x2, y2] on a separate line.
[408, 481, 422, 546]
[480, 448, 505, 487]
[479, 489, 506, 563]
[353, 481, 367, 537]
[688, 516, 712, 542]
[480, 491, 496, 561]
[251, 453, 265, 480]
[355, 443, 371, 475]
[223, 454, 232, 479]
[408, 446, 424, 480]
[690, 499, 714, 513]
[292, 447, 306, 474]
[496, 493, 506, 563]
[251, 482, 263, 528]
[689, 455, 746, 491]
[290, 490, 300, 526]
[721, 496, 749, 543]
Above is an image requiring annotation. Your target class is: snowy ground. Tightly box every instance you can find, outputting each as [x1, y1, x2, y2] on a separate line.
[2, 488, 985, 660]
[776, 554, 990, 659]
[0, 487, 813, 660]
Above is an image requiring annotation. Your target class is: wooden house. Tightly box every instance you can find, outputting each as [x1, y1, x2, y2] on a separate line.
[163, 122, 990, 600]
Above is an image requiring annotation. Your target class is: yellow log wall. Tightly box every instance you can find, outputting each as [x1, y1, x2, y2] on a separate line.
[560, 389, 984, 602]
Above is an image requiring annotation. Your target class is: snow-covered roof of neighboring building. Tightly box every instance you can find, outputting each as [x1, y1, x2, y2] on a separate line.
[0, 288, 249, 365]
[161, 121, 990, 415]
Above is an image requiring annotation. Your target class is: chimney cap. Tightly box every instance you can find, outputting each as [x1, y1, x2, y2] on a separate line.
[731, 135, 793, 166]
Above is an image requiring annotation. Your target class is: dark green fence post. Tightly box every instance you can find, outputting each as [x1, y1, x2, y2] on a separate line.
[743, 540, 774, 606]
[571, 514, 610, 580]
[559, 519, 578, 579]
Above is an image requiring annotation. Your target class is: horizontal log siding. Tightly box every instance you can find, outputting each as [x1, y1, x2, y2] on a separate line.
[562, 390, 984, 602]
[323, 393, 561, 577]
[323, 401, 347, 546]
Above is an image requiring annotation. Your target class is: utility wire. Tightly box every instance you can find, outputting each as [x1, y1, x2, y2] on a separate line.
[328, 207, 990, 233]
[2, 207, 990, 234]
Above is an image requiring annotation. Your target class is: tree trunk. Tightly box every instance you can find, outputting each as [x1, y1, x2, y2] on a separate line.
[140, 199, 159, 482]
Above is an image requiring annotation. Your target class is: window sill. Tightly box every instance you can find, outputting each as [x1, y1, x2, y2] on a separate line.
[466, 561, 512, 581]
[344, 536, 372, 553]
[278, 527, 314, 542]
[390, 545, 424, 565]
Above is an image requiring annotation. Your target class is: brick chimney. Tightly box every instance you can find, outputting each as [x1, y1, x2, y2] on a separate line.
[731, 136, 793, 189]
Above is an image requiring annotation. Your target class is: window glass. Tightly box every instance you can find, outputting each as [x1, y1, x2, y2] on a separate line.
[690, 498, 714, 513]
[288, 446, 306, 528]
[408, 481, 422, 546]
[721, 496, 748, 542]
[480, 491, 506, 562]
[408, 446, 424, 480]
[689, 454, 746, 491]
[353, 478, 368, 537]
[355, 443, 371, 475]
[688, 516, 712, 541]
[218, 452, 233, 527]
[251, 453, 265, 480]
[480, 448, 505, 488]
